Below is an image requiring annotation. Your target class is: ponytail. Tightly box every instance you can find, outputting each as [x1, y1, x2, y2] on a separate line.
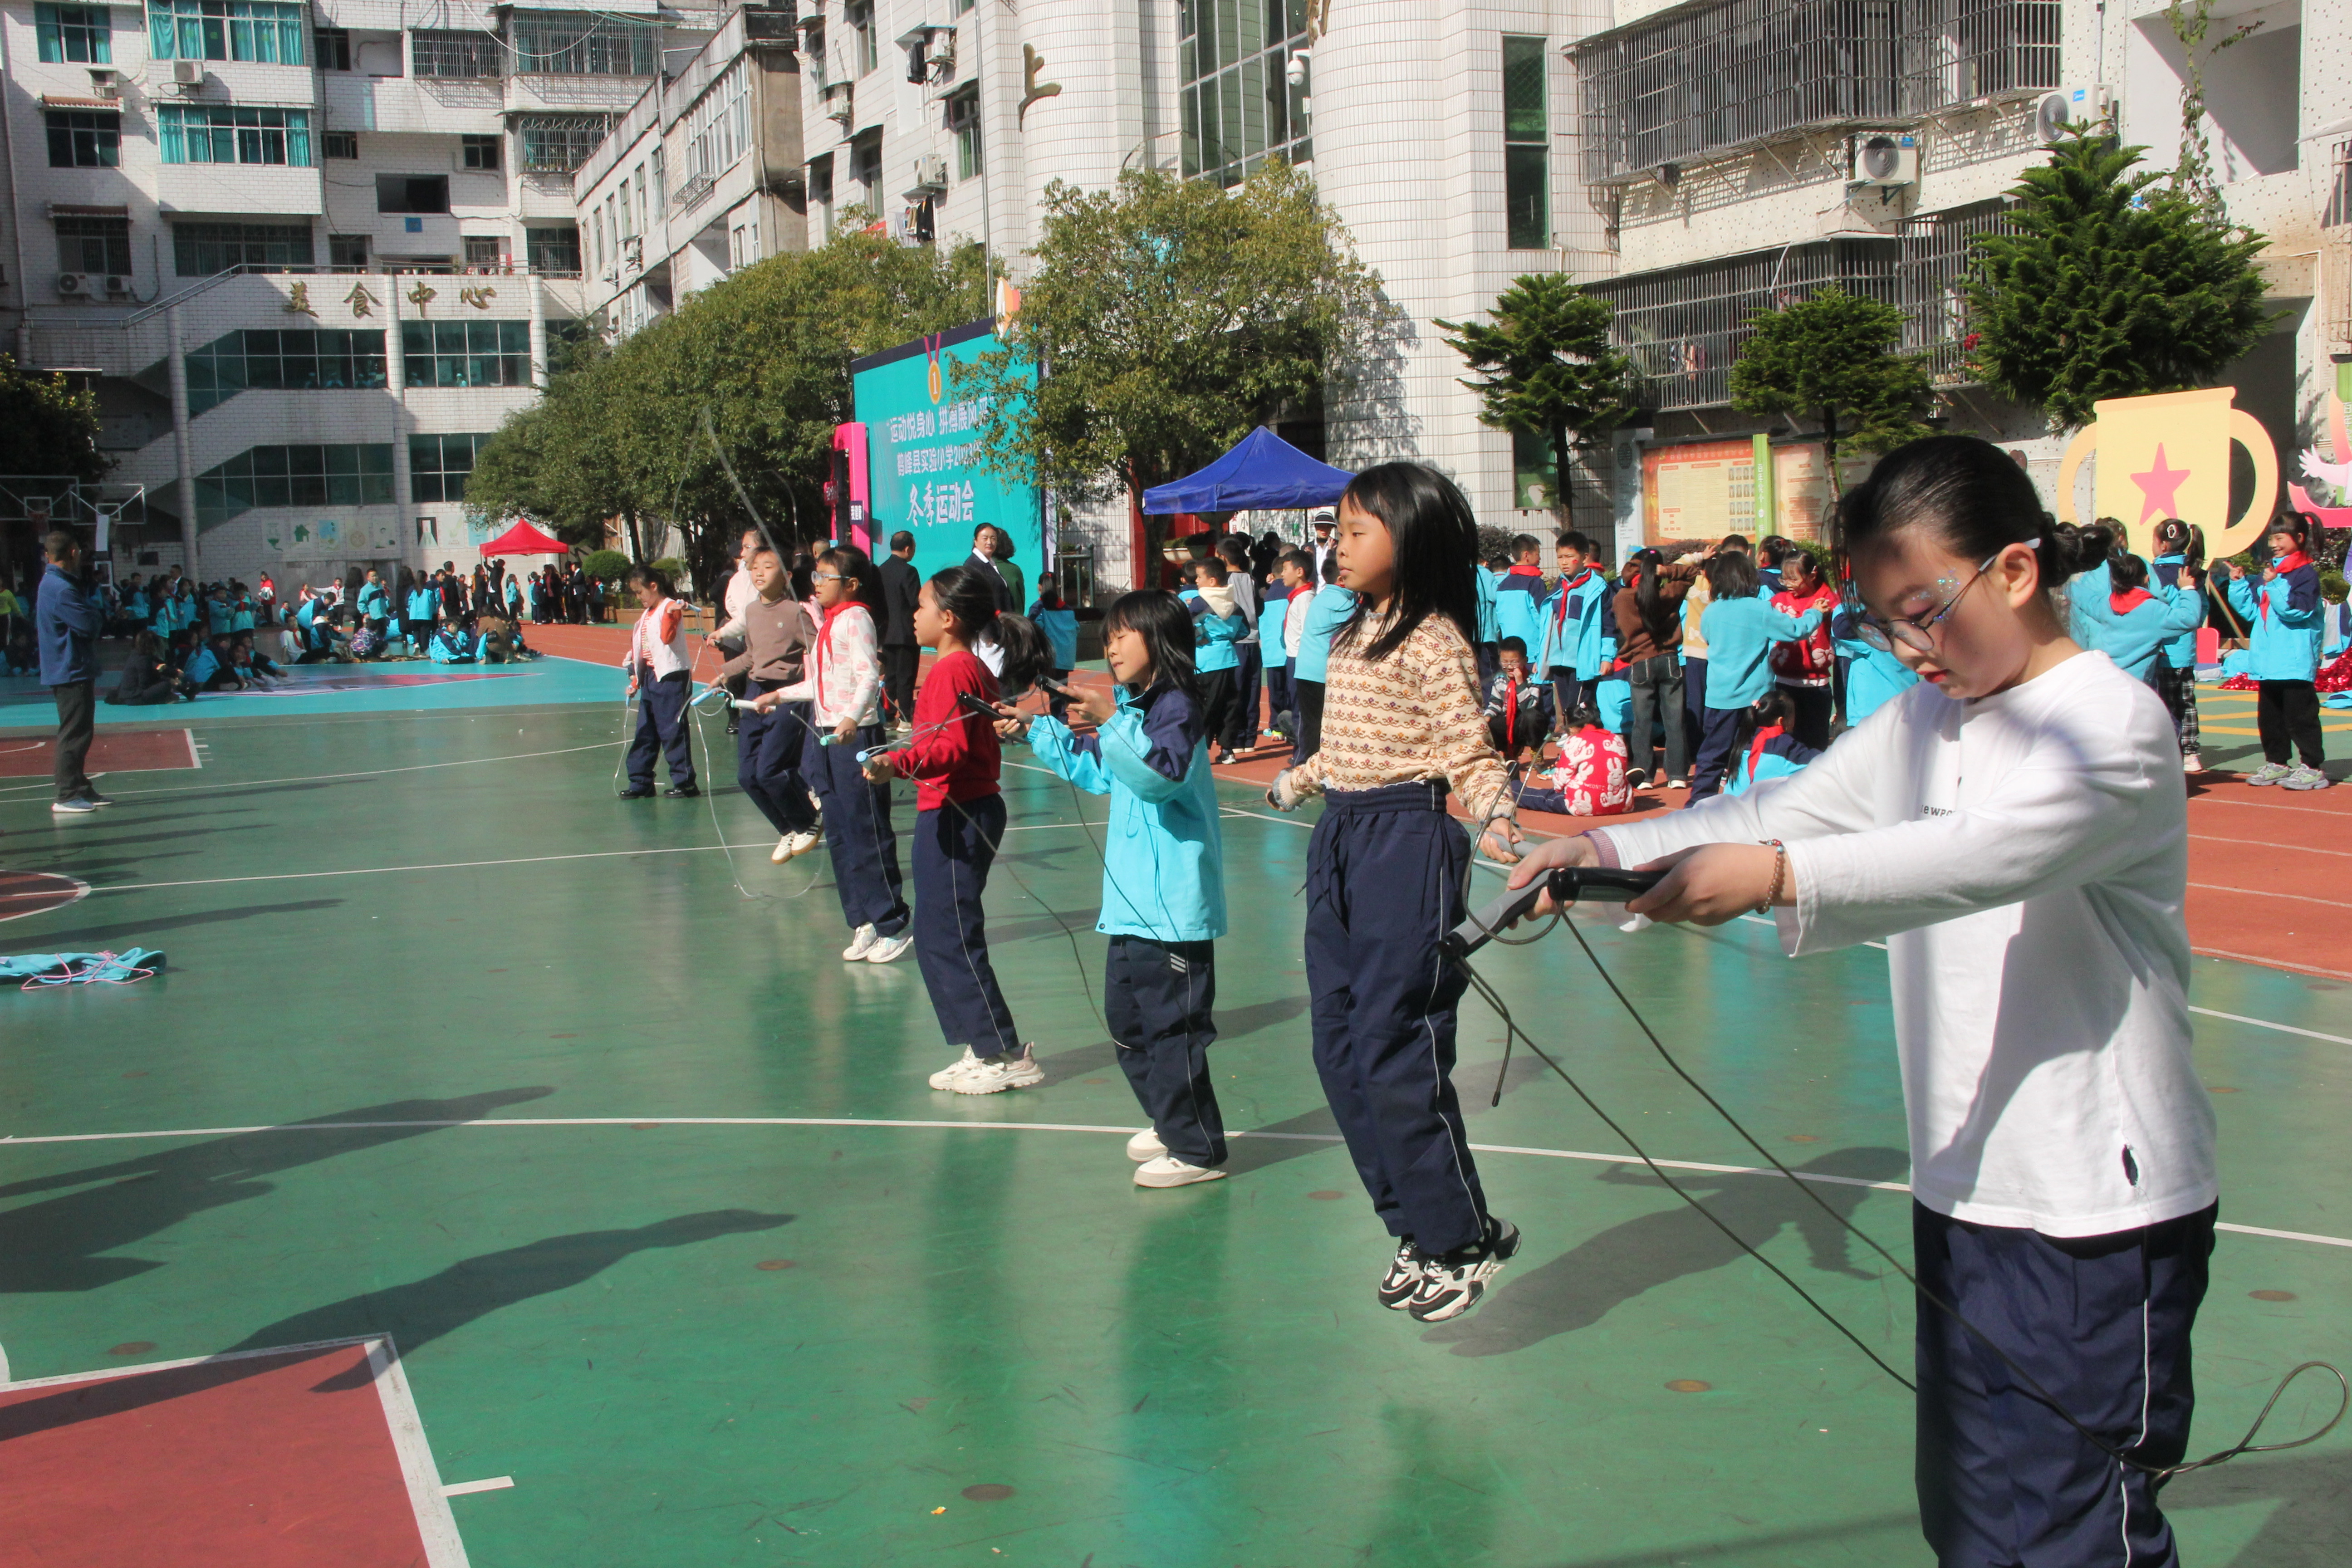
[926, 563, 1052, 695]
[1835, 435, 2092, 599]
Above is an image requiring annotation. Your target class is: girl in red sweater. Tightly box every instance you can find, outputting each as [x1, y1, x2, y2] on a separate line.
[863, 564, 1049, 1094]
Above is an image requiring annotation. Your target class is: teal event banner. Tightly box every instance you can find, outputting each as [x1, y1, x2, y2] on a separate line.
[851, 318, 1040, 573]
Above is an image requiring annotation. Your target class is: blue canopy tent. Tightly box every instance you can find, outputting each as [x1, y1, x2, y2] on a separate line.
[1141, 427, 1354, 514]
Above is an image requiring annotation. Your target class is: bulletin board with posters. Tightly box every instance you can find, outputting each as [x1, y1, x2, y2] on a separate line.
[851, 318, 1042, 573]
[1770, 444, 1873, 543]
[1641, 440, 1758, 544]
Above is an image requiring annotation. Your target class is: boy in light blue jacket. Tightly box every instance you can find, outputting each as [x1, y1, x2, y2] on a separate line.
[1011, 589, 1230, 1189]
[1289, 552, 1356, 764]
[1180, 556, 1249, 761]
[2220, 516, 2328, 789]
[1538, 531, 1612, 722]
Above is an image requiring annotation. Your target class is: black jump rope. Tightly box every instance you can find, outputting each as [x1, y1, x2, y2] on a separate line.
[677, 413, 2341, 1485]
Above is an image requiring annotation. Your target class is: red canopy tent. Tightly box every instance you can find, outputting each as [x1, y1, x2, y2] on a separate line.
[476, 519, 570, 556]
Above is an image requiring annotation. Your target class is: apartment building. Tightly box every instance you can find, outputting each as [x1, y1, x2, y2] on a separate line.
[0, 0, 720, 584]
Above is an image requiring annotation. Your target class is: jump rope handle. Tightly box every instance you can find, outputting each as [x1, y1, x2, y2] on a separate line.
[1442, 867, 1665, 960]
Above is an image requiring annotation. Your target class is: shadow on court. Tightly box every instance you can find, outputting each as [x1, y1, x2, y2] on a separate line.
[0, 897, 346, 952]
[0, 1088, 554, 1292]
[1422, 1145, 1909, 1357]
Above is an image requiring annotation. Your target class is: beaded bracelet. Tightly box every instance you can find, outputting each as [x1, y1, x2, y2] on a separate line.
[1757, 838, 1787, 915]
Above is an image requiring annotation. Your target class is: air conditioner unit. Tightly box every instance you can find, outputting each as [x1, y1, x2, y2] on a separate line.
[908, 153, 947, 193]
[88, 68, 120, 98]
[2035, 85, 2109, 144]
[621, 235, 642, 270]
[821, 80, 854, 127]
[926, 28, 955, 74]
[56, 272, 91, 296]
[1855, 133, 1918, 186]
[172, 59, 203, 85]
[104, 274, 133, 295]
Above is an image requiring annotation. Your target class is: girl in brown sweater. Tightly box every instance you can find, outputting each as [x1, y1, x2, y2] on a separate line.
[1611, 549, 1703, 786]
[1267, 463, 1521, 1325]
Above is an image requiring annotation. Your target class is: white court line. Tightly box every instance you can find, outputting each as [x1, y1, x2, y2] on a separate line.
[441, 1477, 515, 1498]
[2191, 881, 2352, 911]
[2184, 1006, 2352, 1047]
[0, 1114, 2343, 1250]
[0, 742, 616, 805]
[2191, 833, 2352, 858]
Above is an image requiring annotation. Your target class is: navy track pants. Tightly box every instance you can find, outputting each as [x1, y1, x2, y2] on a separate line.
[1107, 935, 1225, 1166]
[735, 680, 817, 834]
[627, 667, 694, 790]
[805, 720, 908, 937]
[1303, 782, 1488, 1254]
[1913, 1200, 2215, 1568]
[911, 796, 1021, 1057]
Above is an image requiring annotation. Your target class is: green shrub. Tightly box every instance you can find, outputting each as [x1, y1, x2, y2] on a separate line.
[581, 549, 631, 582]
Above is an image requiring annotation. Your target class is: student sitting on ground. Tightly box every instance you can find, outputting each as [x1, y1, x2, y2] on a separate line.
[1725, 687, 1825, 796]
[232, 632, 287, 687]
[430, 617, 480, 663]
[1482, 636, 1551, 761]
[1509, 706, 1631, 818]
[107, 630, 183, 705]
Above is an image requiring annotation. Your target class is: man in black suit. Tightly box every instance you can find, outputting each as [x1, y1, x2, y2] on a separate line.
[966, 524, 1012, 612]
[877, 529, 921, 727]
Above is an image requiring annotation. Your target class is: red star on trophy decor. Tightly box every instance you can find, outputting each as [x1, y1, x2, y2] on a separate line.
[2130, 444, 2191, 524]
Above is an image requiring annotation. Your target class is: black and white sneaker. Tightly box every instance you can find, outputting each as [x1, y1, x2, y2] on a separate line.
[1376, 1237, 1423, 1310]
[1406, 1217, 1519, 1323]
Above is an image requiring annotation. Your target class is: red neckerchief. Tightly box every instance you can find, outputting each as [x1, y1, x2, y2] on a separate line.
[1506, 563, 1544, 578]
[1553, 567, 1594, 626]
[1744, 722, 1785, 784]
[2259, 554, 2311, 622]
[2109, 588, 2154, 614]
[1503, 672, 1521, 750]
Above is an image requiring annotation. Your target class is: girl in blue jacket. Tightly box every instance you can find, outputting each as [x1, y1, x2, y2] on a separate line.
[1028, 573, 1079, 720]
[1180, 556, 1248, 763]
[1009, 589, 1230, 1189]
[2149, 518, 2208, 773]
[2093, 552, 2204, 685]
[2220, 513, 2328, 789]
[1688, 550, 1823, 800]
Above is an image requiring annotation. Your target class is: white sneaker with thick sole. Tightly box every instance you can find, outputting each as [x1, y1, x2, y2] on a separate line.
[1406, 1218, 1521, 1323]
[949, 1044, 1044, 1095]
[2246, 761, 2291, 787]
[841, 924, 879, 960]
[927, 1047, 983, 1090]
[773, 829, 822, 862]
[1134, 1156, 1226, 1189]
[864, 931, 913, 965]
[1126, 1129, 1166, 1162]
[2283, 764, 2332, 792]
[2182, 752, 2203, 774]
[1377, 1238, 1424, 1310]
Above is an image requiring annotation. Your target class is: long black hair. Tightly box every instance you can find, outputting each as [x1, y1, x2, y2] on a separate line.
[1702, 549, 1759, 601]
[1833, 435, 2093, 601]
[2108, 549, 2149, 594]
[1332, 462, 1481, 661]
[1624, 547, 1676, 645]
[926, 564, 1051, 695]
[2151, 516, 2204, 570]
[1099, 588, 1200, 705]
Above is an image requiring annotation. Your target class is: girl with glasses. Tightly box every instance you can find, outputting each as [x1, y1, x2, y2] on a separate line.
[1508, 434, 2215, 1568]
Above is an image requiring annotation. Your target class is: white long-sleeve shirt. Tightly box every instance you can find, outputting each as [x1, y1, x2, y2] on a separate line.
[771, 602, 883, 726]
[1591, 650, 2214, 1238]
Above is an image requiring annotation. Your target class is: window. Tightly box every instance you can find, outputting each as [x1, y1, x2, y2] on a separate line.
[463, 235, 502, 270]
[159, 105, 312, 166]
[329, 233, 369, 270]
[591, 207, 605, 275]
[314, 25, 350, 69]
[36, 4, 111, 63]
[147, 0, 306, 64]
[684, 64, 750, 185]
[525, 224, 580, 274]
[409, 433, 494, 503]
[401, 320, 531, 389]
[460, 133, 500, 172]
[196, 443, 395, 526]
[323, 130, 359, 159]
[510, 11, 658, 76]
[412, 29, 500, 78]
[173, 220, 314, 275]
[615, 179, 632, 240]
[47, 110, 121, 169]
[809, 153, 834, 236]
[1502, 36, 1548, 249]
[185, 328, 388, 414]
[948, 87, 982, 179]
[850, 129, 882, 195]
[518, 114, 610, 173]
[650, 147, 665, 211]
[1179, 0, 1310, 188]
[846, 2, 876, 75]
[729, 220, 758, 270]
[376, 174, 450, 214]
[56, 216, 131, 275]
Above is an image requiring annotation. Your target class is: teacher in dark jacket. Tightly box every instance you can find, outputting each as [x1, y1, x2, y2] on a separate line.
[876, 529, 922, 727]
[35, 529, 108, 814]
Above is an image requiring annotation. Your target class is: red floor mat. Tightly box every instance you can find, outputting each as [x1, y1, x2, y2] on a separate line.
[0, 729, 197, 778]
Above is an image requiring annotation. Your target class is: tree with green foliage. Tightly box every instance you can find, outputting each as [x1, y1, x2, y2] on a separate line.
[955, 163, 1380, 526]
[466, 226, 990, 594]
[1729, 288, 1931, 498]
[580, 548, 631, 582]
[0, 355, 106, 485]
[1965, 131, 2273, 430]
[1438, 275, 1637, 524]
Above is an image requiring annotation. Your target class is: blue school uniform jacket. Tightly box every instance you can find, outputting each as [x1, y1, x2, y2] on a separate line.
[358, 583, 390, 620]
[2225, 564, 2323, 682]
[1830, 609, 1921, 727]
[1474, 566, 1499, 645]
[1538, 568, 1611, 675]
[2097, 586, 2206, 682]
[1492, 566, 1548, 655]
[183, 646, 222, 687]
[1291, 585, 1356, 683]
[1029, 599, 1078, 671]
[206, 599, 234, 635]
[1699, 597, 1823, 710]
[2150, 556, 2205, 669]
[1178, 588, 1245, 673]
[1726, 727, 1824, 796]
[1260, 583, 1294, 670]
[1024, 683, 1226, 942]
[430, 626, 478, 663]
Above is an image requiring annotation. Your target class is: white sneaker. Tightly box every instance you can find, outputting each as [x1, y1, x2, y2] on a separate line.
[1126, 1129, 1166, 1162]
[928, 1047, 983, 1089]
[949, 1044, 1044, 1095]
[865, 931, 913, 965]
[772, 829, 821, 862]
[2182, 752, 2203, 774]
[841, 924, 879, 960]
[2246, 761, 2291, 786]
[1134, 1156, 1227, 1188]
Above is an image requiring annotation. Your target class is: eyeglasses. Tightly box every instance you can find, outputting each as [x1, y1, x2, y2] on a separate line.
[810, 572, 844, 583]
[1847, 556, 1997, 654]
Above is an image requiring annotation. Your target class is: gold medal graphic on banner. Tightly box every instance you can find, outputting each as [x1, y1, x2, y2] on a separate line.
[2055, 387, 2279, 557]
